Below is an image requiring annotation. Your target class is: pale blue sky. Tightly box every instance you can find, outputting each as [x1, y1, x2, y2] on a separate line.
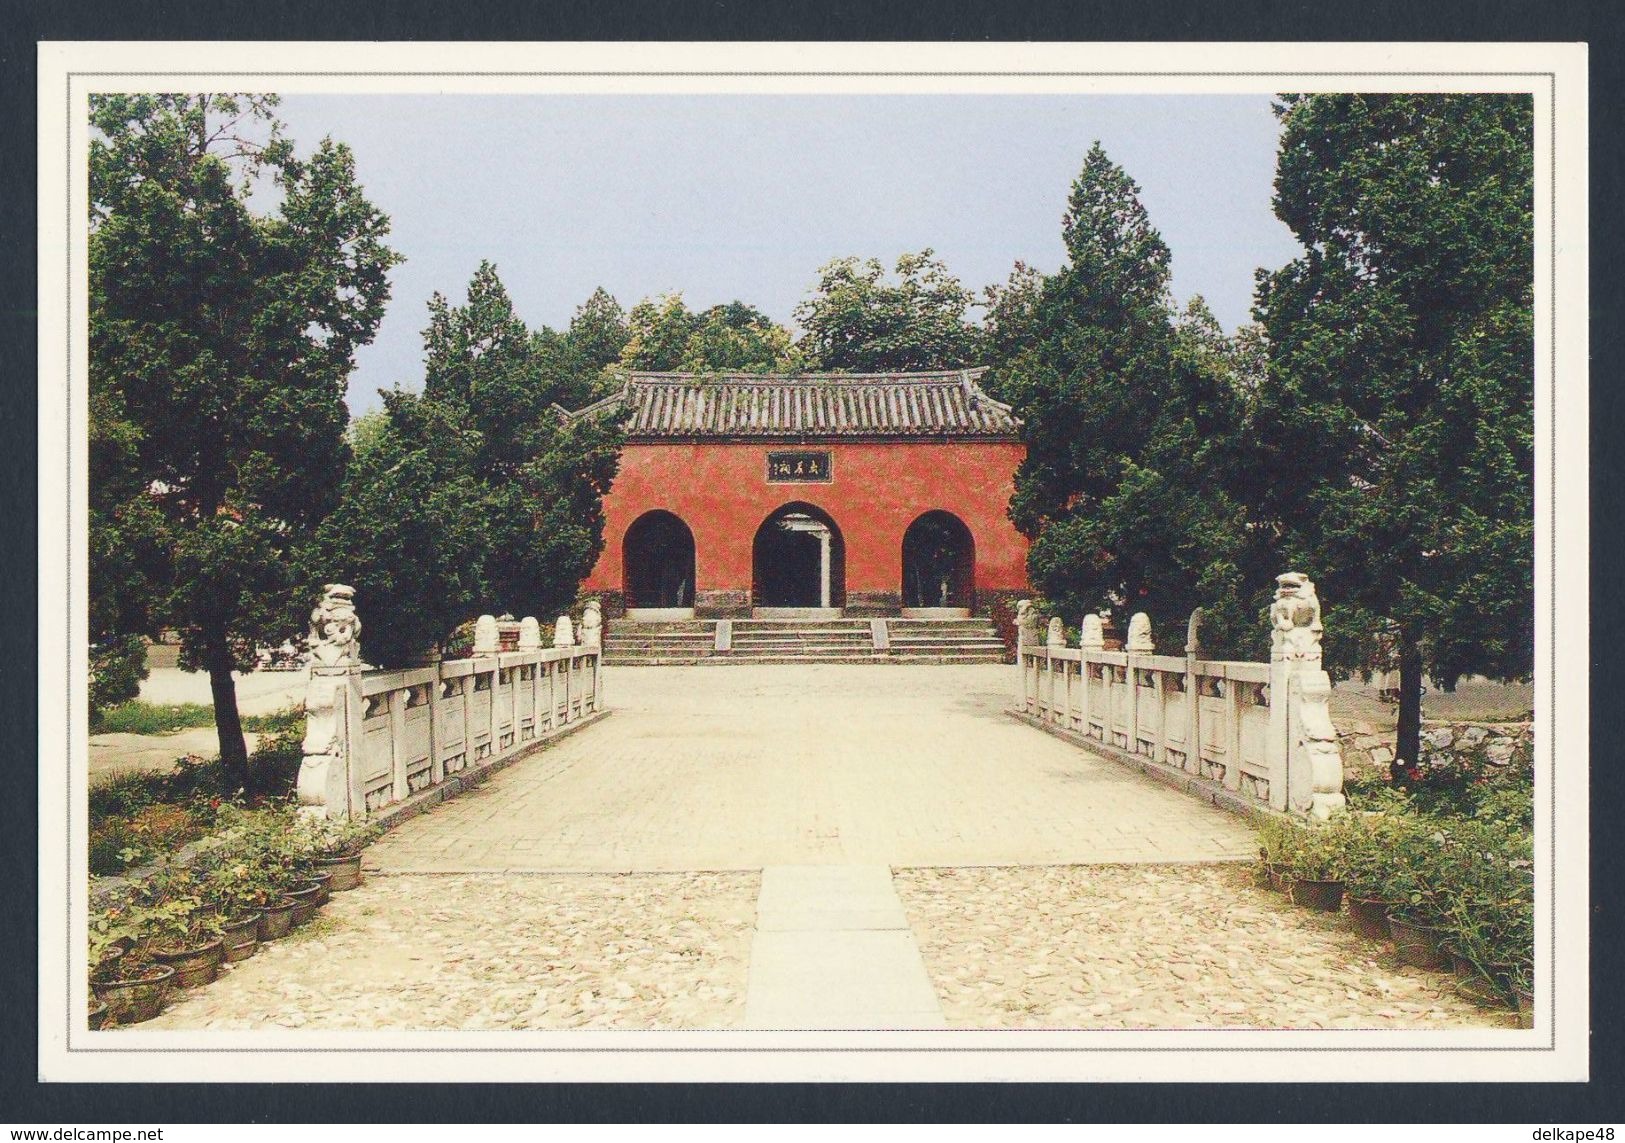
[274, 94, 1302, 414]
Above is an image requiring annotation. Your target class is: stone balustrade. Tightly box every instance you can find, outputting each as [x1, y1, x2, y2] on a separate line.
[1014, 573, 1346, 820]
[296, 586, 604, 819]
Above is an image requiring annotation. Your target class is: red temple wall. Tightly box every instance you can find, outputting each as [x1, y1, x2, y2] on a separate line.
[584, 440, 1029, 613]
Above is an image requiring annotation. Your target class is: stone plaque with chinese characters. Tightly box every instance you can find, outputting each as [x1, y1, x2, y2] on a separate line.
[766, 450, 832, 483]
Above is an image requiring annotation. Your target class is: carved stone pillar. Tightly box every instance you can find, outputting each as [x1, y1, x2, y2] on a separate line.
[297, 585, 366, 819]
[1268, 572, 1345, 818]
[579, 599, 603, 650]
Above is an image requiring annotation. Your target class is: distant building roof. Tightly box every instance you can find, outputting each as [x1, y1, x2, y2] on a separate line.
[557, 369, 1021, 442]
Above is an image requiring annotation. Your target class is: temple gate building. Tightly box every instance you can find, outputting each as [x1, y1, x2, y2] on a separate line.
[562, 369, 1030, 621]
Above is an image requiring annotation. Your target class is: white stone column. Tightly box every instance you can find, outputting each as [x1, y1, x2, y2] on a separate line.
[296, 585, 366, 819]
[818, 530, 831, 609]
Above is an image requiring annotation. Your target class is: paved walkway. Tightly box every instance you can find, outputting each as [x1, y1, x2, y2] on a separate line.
[366, 664, 1258, 873]
[745, 865, 944, 1028]
[133, 664, 1513, 1032]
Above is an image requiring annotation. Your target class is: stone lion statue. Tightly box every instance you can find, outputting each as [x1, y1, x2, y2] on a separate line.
[309, 584, 362, 668]
[1271, 572, 1323, 661]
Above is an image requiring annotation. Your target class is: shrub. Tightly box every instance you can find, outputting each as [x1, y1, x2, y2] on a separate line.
[89, 635, 149, 728]
[1258, 816, 1346, 881]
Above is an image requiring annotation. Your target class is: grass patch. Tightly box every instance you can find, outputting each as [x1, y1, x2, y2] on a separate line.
[87, 717, 308, 876]
[92, 701, 303, 736]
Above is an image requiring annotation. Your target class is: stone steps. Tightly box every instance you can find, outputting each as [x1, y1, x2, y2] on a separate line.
[603, 616, 1010, 665]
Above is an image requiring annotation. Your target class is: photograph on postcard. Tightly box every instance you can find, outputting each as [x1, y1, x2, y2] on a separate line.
[36, 41, 1588, 1083]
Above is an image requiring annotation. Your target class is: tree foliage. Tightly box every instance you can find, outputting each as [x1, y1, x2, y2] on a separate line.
[313, 264, 626, 666]
[794, 249, 983, 372]
[988, 144, 1263, 649]
[618, 293, 799, 373]
[1253, 94, 1534, 767]
[89, 93, 399, 781]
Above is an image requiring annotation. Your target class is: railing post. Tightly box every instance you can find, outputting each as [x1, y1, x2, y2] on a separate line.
[427, 651, 446, 786]
[555, 614, 575, 724]
[1014, 600, 1034, 711]
[1080, 615, 1102, 739]
[390, 689, 409, 803]
[1225, 673, 1244, 791]
[297, 584, 366, 819]
[1185, 609, 1203, 776]
[1268, 572, 1345, 817]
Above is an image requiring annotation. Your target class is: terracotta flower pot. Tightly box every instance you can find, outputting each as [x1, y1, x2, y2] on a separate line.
[1346, 896, 1393, 942]
[287, 881, 323, 927]
[222, 914, 261, 963]
[1387, 914, 1451, 971]
[1290, 878, 1345, 912]
[152, 938, 225, 988]
[316, 852, 364, 892]
[257, 897, 298, 941]
[92, 964, 175, 1025]
[308, 870, 334, 906]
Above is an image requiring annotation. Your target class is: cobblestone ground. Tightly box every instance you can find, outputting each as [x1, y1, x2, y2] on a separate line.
[893, 863, 1514, 1029]
[145, 872, 759, 1030]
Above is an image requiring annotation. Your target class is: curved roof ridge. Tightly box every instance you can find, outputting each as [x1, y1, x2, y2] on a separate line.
[559, 366, 1020, 439]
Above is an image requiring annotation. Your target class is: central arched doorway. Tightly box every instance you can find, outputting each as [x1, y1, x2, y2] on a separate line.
[901, 510, 975, 616]
[752, 503, 845, 614]
[623, 510, 696, 619]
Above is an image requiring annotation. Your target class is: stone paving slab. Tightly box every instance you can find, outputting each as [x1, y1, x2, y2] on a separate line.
[893, 863, 1514, 1030]
[145, 871, 759, 1030]
[366, 664, 1259, 873]
[754, 864, 906, 932]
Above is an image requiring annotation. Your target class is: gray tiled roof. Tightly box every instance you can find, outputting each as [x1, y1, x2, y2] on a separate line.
[558, 369, 1021, 440]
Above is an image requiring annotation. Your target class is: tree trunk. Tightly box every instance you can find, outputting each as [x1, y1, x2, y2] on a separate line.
[1392, 637, 1424, 783]
[203, 621, 251, 795]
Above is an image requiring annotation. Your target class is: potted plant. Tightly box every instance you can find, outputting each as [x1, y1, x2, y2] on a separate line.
[1340, 812, 1413, 941]
[1259, 818, 1345, 911]
[88, 897, 184, 1025]
[286, 877, 324, 927]
[1436, 817, 1534, 1007]
[149, 910, 227, 989]
[140, 865, 226, 988]
[1383, 825, 1454, 970]
[296, 815, 381, 892]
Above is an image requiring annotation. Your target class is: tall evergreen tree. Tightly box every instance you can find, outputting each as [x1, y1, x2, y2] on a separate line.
[991, 144, 1260, 646]
[314, 263, 626, 664]
[89, 94, 399, 786]
[1253, 94, 1535, 774]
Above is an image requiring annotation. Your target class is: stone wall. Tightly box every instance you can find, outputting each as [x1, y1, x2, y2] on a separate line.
[1339, 719, 1534, 776]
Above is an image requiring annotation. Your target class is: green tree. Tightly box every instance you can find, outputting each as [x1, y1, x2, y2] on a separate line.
[794, 249, 984, 371]
[1253, 93, 1535, 774]
[318, 263, 626, 665]
[566, 287, 630, 371]
[618, 294, 798, 373]
[990, 144, 1260, 647]
[677, 302, 801, 373]
[305, 401, 488, 669]
[89, 94, 400, 787]
[618, 294, 700, 371]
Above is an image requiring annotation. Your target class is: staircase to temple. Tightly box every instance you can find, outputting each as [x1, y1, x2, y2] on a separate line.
[603, 617, 1008, 665]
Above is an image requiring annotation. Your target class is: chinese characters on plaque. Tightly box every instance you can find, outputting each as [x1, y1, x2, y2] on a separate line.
[766, 450, 833, 483]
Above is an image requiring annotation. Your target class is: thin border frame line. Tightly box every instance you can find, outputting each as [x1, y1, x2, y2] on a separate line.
[59, 67, 1563, 1059]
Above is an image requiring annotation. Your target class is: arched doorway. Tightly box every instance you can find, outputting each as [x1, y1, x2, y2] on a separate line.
[901, 510, 975, 616]
[623, 510, 696, 619]
[752, 503, 846, 614]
